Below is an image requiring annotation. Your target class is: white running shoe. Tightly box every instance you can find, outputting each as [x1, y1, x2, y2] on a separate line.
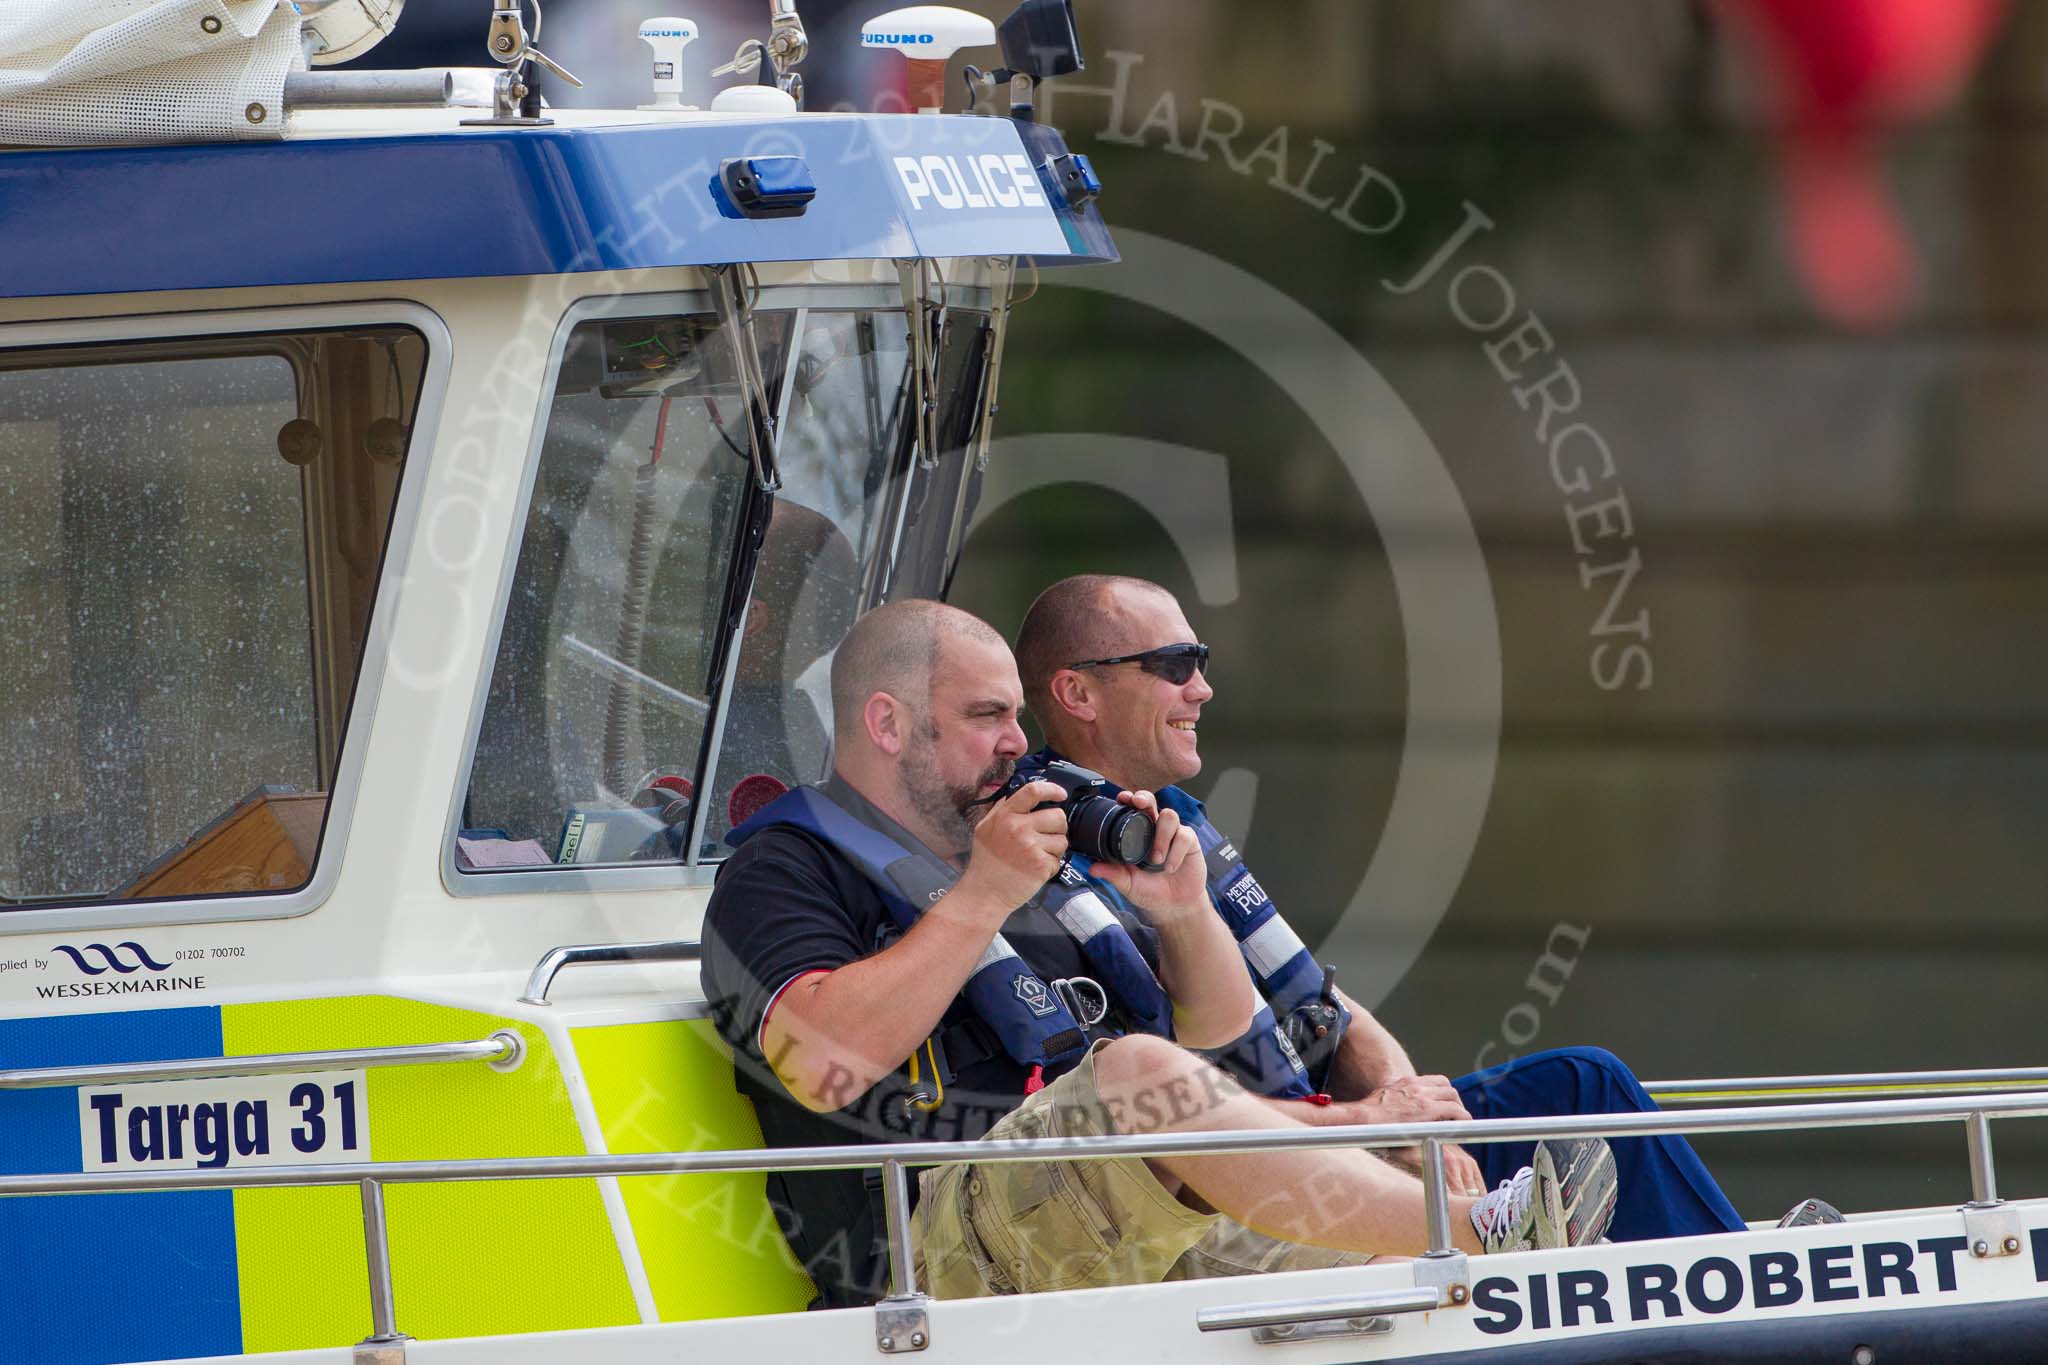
[1468, 1138, 1619, 1253]
[1777, 1197, 1845, 1228]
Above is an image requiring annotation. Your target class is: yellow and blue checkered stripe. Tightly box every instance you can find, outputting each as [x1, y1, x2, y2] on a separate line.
[0, 997, 809, 1363]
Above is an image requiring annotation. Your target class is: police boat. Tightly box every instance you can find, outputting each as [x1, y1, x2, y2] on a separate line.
[4, 2, 2048, 1362]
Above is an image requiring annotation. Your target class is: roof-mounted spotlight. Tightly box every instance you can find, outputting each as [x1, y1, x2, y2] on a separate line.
[861, 6, 997, 114]
[963, 0, 1082, 122]
[997, 0, 1081, 81]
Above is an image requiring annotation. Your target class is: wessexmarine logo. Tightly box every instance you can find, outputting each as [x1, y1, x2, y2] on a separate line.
[863, 32, 937, 45]
[36, 939, 204, 997]
[53, 941, 169, 974]
[894, 154, 1049, 213]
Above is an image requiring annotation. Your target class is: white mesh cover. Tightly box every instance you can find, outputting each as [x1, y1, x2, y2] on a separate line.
[0, 0, 301, 146]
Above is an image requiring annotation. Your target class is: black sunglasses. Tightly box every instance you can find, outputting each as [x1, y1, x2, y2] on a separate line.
[1066, 642, 1211, 686]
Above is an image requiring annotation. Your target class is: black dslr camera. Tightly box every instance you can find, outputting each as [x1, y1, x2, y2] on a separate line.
[1001, 759, 1156, 865]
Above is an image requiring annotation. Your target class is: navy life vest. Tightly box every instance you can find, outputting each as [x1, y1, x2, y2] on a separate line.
[727, 783, 1316, 1098]
[1157, 786, 1328, 1016]
[1021, 751, 1350, 1094]
[727, 785, 1170, 1073]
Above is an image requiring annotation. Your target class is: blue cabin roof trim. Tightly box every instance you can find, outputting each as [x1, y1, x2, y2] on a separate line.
[0, 114, 1116, 301]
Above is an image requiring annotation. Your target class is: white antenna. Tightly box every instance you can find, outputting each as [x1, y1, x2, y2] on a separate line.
[860, 5, 995, 114]
[638, 17, 698, 109]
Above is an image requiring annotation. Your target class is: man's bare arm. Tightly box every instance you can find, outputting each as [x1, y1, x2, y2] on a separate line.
[1090, 792, 1257, 1050]
[764, 896, 1014, 1111]
[1322, 986, 1418, 1100]
[764, 782, 1070, 1111]
[1312, 987, 1487, 1195]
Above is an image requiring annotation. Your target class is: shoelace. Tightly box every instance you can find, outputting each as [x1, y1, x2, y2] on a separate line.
[1473, 1167, 1534, 1239]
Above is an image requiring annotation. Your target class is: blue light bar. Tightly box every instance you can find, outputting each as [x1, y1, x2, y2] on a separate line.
[720, 155, 817, 218]
[1046, 150, 1101, 209]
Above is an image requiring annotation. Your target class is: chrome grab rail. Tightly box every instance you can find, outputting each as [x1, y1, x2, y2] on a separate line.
[1645, 1066, 2048, 1104]
[0, 1032, 522, 1091]
[1196, 1287, 1444, 1333]
[3, 1089, 2045, 1193]
[282, 70, 455, 110]
[519, 939, 702, 1006]
[3, 1087, 2043, 1354]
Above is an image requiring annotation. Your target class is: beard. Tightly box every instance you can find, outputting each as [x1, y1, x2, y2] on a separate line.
[902, 747, 1016, 854]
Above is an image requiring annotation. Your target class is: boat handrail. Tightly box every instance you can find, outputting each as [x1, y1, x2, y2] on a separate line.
[282, 70, 456, 111]
[0, 1088, 2037, 1352]
[6, 1088, 2040, 1194]
[0, 1032, 522, 1091]
[1644, 1066, 2048, 1103]
[509, 938, 2048, 1105]
[519, 938, 701, 1006]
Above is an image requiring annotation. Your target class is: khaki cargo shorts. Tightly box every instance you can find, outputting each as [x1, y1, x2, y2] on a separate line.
[912, 1040, 1369, 1299]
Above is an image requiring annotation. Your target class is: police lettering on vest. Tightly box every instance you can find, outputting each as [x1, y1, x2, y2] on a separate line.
[1021, 750, 1347, 1094]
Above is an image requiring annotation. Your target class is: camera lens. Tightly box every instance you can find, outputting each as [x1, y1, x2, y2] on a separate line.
[1104, 808, 1154, 865]
[1067, 794, 1154, 865]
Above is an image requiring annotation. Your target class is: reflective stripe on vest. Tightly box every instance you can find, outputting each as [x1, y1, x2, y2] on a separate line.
[1153, 786, 1332, 1018]
[1015, 753, 1326, 1098]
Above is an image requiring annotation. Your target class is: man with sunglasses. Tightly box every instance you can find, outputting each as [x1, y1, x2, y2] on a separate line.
[702, 598, 1622, 1307]
[1014, 574, 1788, 1266]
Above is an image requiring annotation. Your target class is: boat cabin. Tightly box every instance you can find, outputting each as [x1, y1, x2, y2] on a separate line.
[4, 4, 2047, 1364]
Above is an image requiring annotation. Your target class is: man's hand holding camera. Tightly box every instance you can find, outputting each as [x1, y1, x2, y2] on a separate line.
[950, 780, 1070, 923]
[1092, 789, 1262, 1051]
[1089, 789, 1210, 922]
[957, 759, 1254, 1050]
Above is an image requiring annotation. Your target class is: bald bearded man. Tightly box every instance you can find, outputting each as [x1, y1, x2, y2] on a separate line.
[1013, 574, 1798, 1255]
[699, 599, 1617, 1307]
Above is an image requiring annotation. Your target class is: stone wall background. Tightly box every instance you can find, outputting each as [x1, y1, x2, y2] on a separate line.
[942, 0, 2048, 1215]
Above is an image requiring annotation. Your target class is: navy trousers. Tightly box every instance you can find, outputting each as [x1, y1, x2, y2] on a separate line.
[1452, 1046, 1747, 1242]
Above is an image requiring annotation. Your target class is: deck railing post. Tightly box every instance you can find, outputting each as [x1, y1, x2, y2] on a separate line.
[1420, 1138, 1454, 1255]
[1966, 1110, 1999, 1205]
[881, 1159, 918, 1299]
[873, 1159, 932, 1353]
[1958, 1110, 2025, 1262]
[358, 1178, 410, 1347]
[1411, 1137, 1470, 1309]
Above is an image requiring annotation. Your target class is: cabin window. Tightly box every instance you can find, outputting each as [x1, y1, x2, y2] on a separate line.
[692, 308, 914, 856]
[459, 302, 950, 875]
[0, 326, 428, 909]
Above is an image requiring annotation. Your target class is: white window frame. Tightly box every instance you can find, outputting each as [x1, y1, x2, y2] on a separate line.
[442, 283, 989, 897]
[0, 301, 452, 932]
